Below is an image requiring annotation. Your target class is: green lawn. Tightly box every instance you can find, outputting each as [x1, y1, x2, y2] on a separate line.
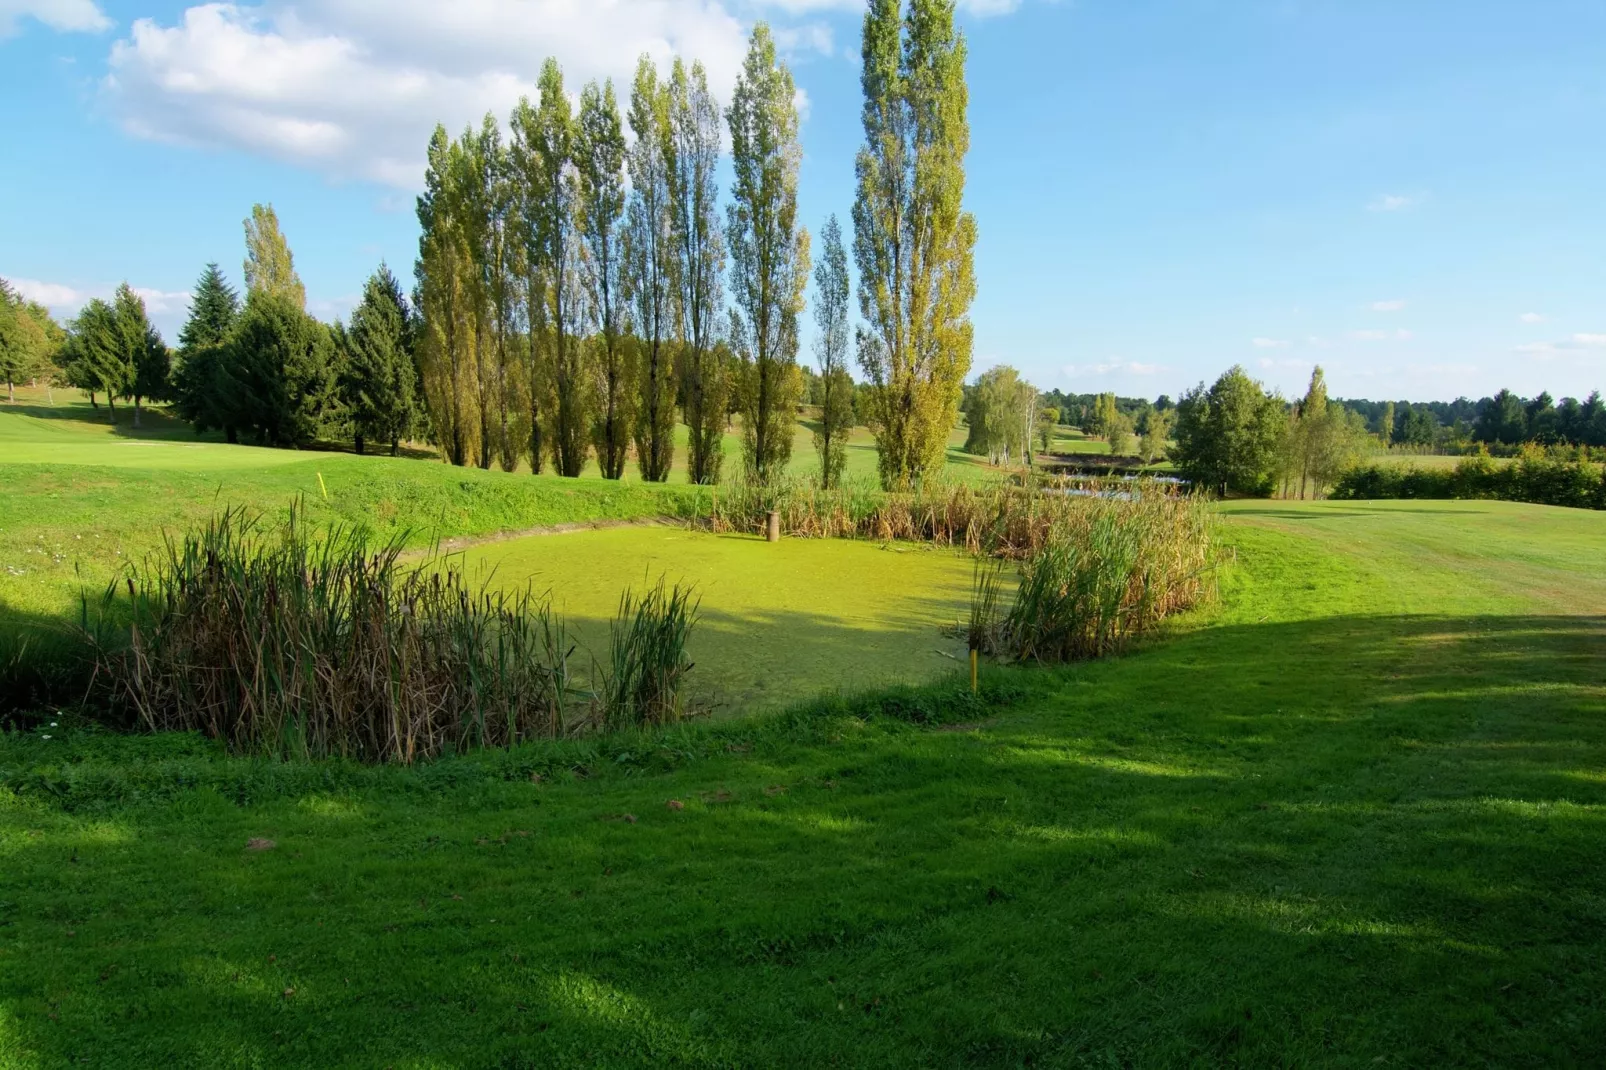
[458, 527, 977, 712]
[3, 498, 1603, 1065]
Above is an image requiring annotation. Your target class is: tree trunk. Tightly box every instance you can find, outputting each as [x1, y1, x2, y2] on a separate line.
[355, 433, 365, 456]
[6, 380, 13, 403]
[133, 396, 143, 428]
[226, 425, 238, 444]
[390, 438, 400, 457]
[88, 390, 98, 409]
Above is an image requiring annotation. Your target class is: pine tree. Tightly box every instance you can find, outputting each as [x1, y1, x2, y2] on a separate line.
[625, 55, 677, 482]
[668, 56, 730, 485]
[65, 298, 133, 421]
[341, 264, 418, 455]
[853, 0, 977, 488]
[726, 25, 809, 484]
[811, 215, 854, 488]
[114, 283, 169, 428]
[228, 291, 338, 447]
[174, 263, 243, 440]
[243, 204, 307, 309]
[577, 78, 634, 479]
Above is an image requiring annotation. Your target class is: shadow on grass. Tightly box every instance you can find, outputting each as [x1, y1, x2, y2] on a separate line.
[2, 608, 1604, 1064]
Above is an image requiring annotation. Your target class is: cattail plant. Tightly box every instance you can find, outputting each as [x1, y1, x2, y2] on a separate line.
[598, 577, 700, 730]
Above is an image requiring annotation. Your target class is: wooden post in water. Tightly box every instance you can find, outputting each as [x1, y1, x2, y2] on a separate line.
[765, 510, 780, 543]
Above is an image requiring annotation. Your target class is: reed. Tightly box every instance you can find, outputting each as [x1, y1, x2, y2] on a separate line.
[598, 578, 701, 730]
[88, 505, 581, 763]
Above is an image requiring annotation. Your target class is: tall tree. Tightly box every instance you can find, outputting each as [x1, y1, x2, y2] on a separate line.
[115, 283, 169, 429]
[243, 204, 307, 309]
[340, 264, 418, 456]
[624, 55, 677, 482]
[517, 61, 589, 477]
[172, 263, 242, 437]
[416, 125, 475, 466]
[1377, 400, 1396, 446]
[0, 279, 59, 402]
[853, 0, 977, 488]
[667, 56, 732, 485]
[811, 214, 854, 488]
[64, 300, 127, 418]
[228, 290, 338, 447]
[726, 26, 809, 484]
[577, 78, 634, 479]
[1172, 365, 1286, 497]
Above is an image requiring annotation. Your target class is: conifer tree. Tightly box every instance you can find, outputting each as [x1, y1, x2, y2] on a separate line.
[671, 56, 731, 485]
[229, 291, 338, 447]
[65, 298, 133, 421]
[577, 78, 634, 479]
[243, 204, 307, 309]
[340, 264, 418, 455]
[810, 215, 854, 488]
[624, 55, 677, 482]
[726, 25, 808, 484]
[114, 283, 169, 429]
[853, 0, 977, 488]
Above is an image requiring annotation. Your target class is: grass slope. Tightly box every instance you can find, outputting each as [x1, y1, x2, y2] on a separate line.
[2, 500, 1603, 1066]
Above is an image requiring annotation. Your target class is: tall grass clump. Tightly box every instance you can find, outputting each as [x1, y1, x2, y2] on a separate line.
[599, 578, 700, 730]
[980, 489, 1215, 663]
[89, 505, 579, 763]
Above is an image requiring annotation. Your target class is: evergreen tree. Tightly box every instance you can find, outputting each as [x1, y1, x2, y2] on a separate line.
[577, 78, 634, 480]
[244, 204, 307, 309]
[668, 56, 731, 485]
[115, 283, 169, 428]
[172, 262, 244, 437]
[854, 0, 977, 488]
[625, 55, 677, 482]
[65, 298, 132, 421]
[727, 25, 809, 484]
[341, 264, 418, 455]
[811, 215, 854, 489]
[228, 290, 338, 447]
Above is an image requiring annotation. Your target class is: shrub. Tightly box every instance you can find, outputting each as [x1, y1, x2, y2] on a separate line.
[1333, 453, 1605, 511]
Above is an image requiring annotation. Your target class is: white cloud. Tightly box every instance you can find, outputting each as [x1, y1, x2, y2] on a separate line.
[1574, 333, 1606, 348]
[1370, 299, 1406, 312]
[1367, 193, 1423, 212]
[0, 0, 110, 36]
[105, 1, 756, 188]
[1519, 312, 1545, 324]
[1514, 342, 1555, 356]
[10, 278, 191, 318]
[1251, 337, 1289, 349]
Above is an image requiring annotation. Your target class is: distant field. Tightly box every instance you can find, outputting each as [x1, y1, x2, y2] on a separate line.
[1364, 450, 1510, 470]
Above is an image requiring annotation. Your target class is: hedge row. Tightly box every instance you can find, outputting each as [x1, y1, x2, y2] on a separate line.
[1332, 453, 1606, 510]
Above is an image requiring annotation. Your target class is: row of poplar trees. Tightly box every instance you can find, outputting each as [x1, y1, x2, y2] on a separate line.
[414, 2, 974, 489]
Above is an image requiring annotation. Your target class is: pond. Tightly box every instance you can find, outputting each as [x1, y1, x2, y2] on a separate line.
[450, 525, 979, 716]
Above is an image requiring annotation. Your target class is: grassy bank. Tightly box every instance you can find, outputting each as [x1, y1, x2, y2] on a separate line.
[2, 499, 1602, 1065]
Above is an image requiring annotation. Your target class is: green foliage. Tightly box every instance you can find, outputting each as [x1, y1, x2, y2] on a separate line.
[962, 364, 1036, 465]
[171, 263, 242, 437]
[854, 0, 977, 488]
[576, 78, 633, 480]
[1138, 406, 1172, 463]
[812, 215, 854, 489]
[727, 24, 809, 485]
[625, 56, 677, 482]
[225, 290, 340, 447]
[1173, 365, 1287, 496]
[0, 279, 61, 399]
[242, 203, 306, 309]
[1333, 450, 1606, 510]
[62, 296, 134, 419]
[339, 264, 419, 456]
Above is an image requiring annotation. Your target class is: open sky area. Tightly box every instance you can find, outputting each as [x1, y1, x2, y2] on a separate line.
[2, 0, 1604, 403]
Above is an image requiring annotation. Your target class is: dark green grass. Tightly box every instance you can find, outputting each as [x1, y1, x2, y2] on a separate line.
[2, 502, 1603, 1066]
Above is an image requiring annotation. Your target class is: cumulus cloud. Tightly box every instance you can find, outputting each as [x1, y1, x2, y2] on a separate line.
[104, 1, 760, 188]
[1574, 333, 1606, 348]
[1519, 312, 1545, 324]
[0, 0, 110, 36]
[1370, 299, 1405, 312]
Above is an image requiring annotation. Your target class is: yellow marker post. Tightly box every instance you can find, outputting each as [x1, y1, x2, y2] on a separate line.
[970, 648, 979, 694]
[317, 472, 328, 500]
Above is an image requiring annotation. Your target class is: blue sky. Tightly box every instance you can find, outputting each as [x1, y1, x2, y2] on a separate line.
[3, 0, 1604, 403]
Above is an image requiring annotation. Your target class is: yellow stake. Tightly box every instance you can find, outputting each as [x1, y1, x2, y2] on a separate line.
[317, 472, 328, 500]
[970, 648, 978, 694]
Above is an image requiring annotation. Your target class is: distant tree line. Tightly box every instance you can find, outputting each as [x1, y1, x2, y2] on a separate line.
[1338, 390, 1606, 450]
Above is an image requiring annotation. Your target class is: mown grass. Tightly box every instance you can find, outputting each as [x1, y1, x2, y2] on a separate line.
[2, 499, 1603, 1066]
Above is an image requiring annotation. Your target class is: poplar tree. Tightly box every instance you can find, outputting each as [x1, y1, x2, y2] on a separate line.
[853, 0, 977, 488]
[726, 25, 809, 484]
[243, 204, 307, 309]
[577, 78, 634, 479]
[671, 57, 731, 485]
[811, 214, 854, 488]
[416, 125, 474, 466]
[340, 264, 418, 455]
[624, 56, 677, 482]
